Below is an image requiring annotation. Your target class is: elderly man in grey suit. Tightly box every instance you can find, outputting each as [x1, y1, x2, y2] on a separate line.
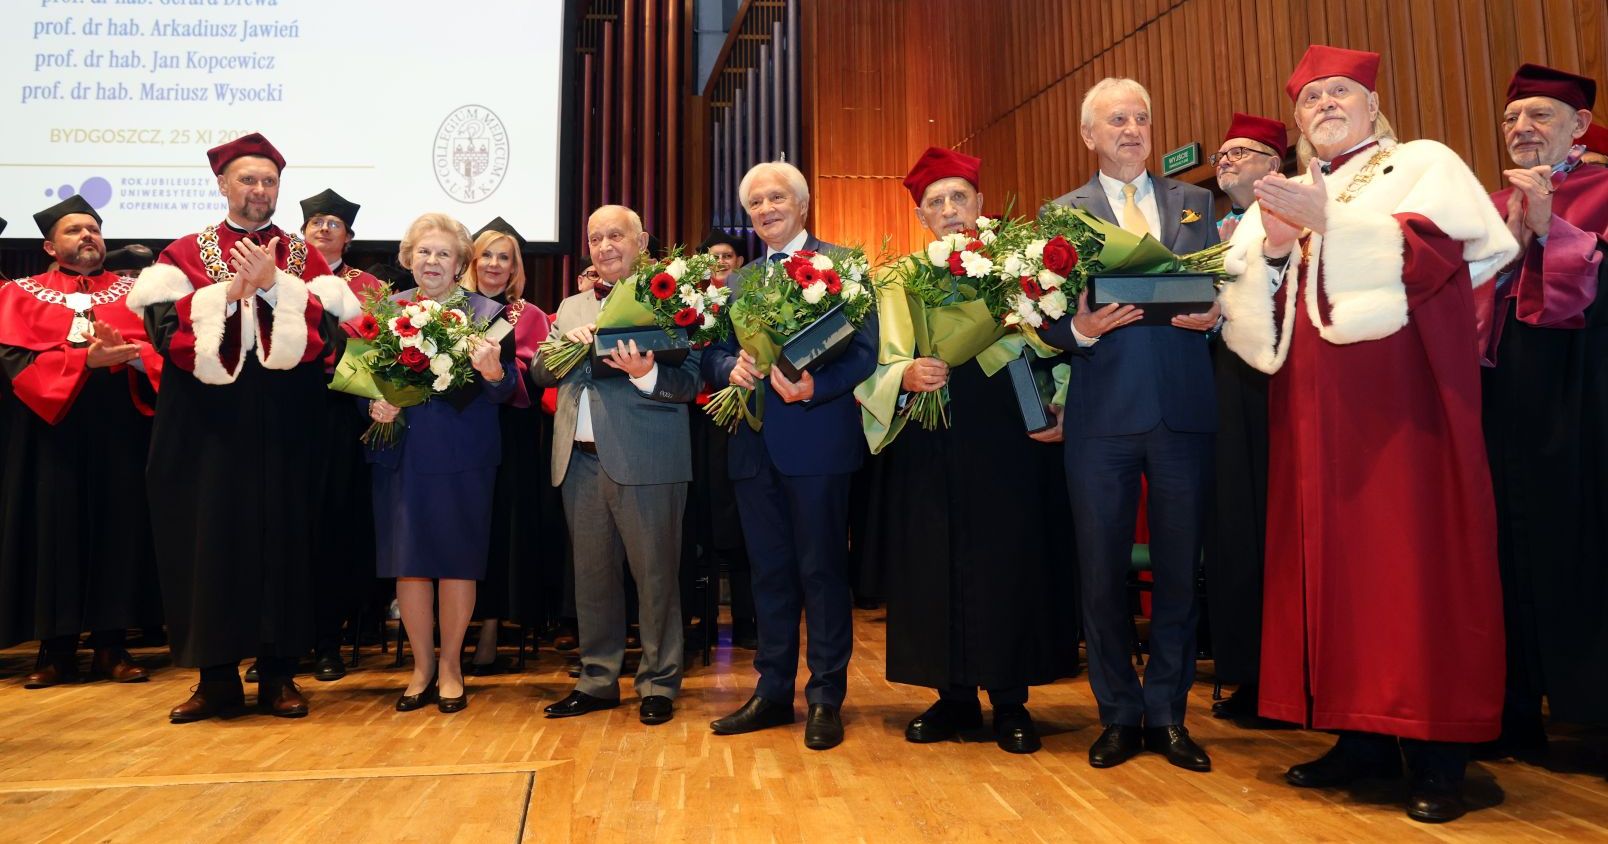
[533, 204, 701, 726]
[1038, 77, 1220, 773]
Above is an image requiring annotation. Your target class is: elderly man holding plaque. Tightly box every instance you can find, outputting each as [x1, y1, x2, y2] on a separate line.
[533, 205, 700, 727]
[1219, 45, 1516, 822]
[1479, 64, 1608, 760]
[856, 147, 1078, 754]
[703, 161, 876, 751]
[1039, 77, 1220, 773]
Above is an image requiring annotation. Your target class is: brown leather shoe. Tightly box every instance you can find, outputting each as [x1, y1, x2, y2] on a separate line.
[258, 676, 309, 718]
[170, 680, 246, 723]
[91, 648, 150, 683]
[24, 659, 80, 689]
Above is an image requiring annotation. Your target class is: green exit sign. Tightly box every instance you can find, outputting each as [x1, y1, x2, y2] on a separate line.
[1161, 142, 1202, 176]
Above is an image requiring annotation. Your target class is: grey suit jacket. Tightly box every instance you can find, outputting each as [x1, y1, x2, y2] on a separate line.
[1047, 170, 1216, 253]
[531, 290, 701, 487]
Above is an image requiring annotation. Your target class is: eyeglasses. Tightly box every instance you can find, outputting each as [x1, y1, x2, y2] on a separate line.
[1209, 147, 1277, 167]
[578, 268, 600, 279]
[306, 218, 346, 231]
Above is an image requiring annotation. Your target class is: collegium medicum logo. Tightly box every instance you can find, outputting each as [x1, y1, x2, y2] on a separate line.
[434, 105, 510, 203]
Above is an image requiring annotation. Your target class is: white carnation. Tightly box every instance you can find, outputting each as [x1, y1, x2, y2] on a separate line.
[840, 280, 864, 300]
[1025, 239, 1046, 261]
[802, 281, 827, 304]
[707, 284, 731, 305]
[429, 354, 453, 376]
[926, 239, 953, 266]
[1040, 289, 1068, 320]
[449, 309, 468, 323]
[665, 258, 688, 280]
[848, 263, 864, 282]
[397, 332, 423, 349]
[701, 312, 718, 330]
[809, 253, 834, 271]
[979, 228, 997, 246]
[975, 215, 993, 229]
[1037, 268, 1065, 290]
[1002, 254, 1026, 278]
[1014, 295, 1044, 328]
[410, 309, 434, 328]
[432, 371, 453, 392]
[959, 250, 994, 279]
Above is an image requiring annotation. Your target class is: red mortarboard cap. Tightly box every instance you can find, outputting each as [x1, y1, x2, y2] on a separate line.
[1286, 45, 1381, 102]
[1506, 63, 1596, 111]
[902, 147, 982, 204]
[206, 132, 285, 175]
[1581, 122, 1608, 155]
[1222, 113, 1290, 160]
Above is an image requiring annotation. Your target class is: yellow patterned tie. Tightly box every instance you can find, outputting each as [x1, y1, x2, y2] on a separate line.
[1121, 183, 1151, 236]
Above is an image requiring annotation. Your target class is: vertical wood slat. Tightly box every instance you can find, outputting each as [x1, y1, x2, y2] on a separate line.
[642, 0, 658, 234]
[621, 0, 636, 209]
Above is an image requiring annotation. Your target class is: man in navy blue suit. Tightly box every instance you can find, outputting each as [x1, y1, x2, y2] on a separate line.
[1040, 77, 1220, 772]
[703, 161, 875, 750]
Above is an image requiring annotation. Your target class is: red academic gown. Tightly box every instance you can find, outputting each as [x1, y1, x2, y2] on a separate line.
[0, 269, 165, 646]
[127, 222, 359, 667]
[1219, 139, 1519, 743]
[1480, 163, 1608, 725]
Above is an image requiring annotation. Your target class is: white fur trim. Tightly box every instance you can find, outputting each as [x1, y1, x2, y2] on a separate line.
[1309, 202, 1409, 344]
[126, 263, 193, 315]
[304, 274, 362, 321]
[189, 282, 245, 385]
[1220, 205, 1299, 374]
[259, 270, 309, 370]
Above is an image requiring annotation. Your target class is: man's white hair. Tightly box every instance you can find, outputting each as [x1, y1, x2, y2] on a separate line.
[1080, 78, 1152, 128]
[738, 161, 810, 207]
[588, 204, 644, 235]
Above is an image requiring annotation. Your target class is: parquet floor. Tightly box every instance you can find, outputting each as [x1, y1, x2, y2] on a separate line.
[1, 609, 1605, 843]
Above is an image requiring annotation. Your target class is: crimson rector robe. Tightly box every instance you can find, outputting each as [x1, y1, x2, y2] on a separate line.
[1220, 139, 1519, 743]
[127, 223, 359, 667]
[1481, 162, 1608, 725]
[0, 268, 164, 647]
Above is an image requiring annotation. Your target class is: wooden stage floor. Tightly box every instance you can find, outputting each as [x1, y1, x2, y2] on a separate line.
[1, 608, 1604, 842]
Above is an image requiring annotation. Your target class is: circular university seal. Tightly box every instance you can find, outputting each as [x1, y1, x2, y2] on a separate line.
[433, 105, 511, 203]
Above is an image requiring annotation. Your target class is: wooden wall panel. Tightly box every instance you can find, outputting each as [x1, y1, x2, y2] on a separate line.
[802, 0, 1608, 255]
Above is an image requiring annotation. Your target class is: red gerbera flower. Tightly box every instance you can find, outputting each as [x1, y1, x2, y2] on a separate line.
[674, 306, 700, 327]
[1020, 275, 1043, 301]
[822, 269, 843, 295]
[792, 264, 823, 288]
[649, 272, 677, 299]
[393, 316, 420, 337]
[355, 313, 380, 340]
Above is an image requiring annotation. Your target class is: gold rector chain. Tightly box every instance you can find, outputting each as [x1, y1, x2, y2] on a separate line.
[10, 274, 135, 308]
[196, 225, 309, 287]
[1333, 144, 1397, 205]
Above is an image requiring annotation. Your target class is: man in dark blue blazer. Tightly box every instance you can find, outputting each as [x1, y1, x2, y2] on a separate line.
[703, 161, 875, 750]
[1039, 78, 1220, 773]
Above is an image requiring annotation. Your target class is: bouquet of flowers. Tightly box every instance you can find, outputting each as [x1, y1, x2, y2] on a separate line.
[884, 214, 1046, 430]
[330, 286, 491, 447]
[1011, 204, 1230, 329]
[705, 246, 875, 431]
[536, 250, 729, 378]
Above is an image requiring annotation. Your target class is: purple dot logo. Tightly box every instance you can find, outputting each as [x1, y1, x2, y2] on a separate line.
[44, 177, 113, 208]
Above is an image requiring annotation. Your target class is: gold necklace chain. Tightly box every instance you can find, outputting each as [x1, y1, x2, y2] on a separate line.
[1334, 145, 1397, 205]
[196, 225, 307, 286]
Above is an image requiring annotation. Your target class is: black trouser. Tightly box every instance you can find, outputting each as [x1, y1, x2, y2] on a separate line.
[939, 684, 1028, 709]
[42, 630, 125, 658]
[1336, 731, 1469, 782]
[200, 654, 297, 682]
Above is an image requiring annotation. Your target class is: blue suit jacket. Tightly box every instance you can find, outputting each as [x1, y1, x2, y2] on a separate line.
[701, 235, 876, 479]
[1040, 172, 1219, 437]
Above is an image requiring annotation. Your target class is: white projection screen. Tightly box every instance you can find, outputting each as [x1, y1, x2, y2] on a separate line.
[2, 0, 574, 248]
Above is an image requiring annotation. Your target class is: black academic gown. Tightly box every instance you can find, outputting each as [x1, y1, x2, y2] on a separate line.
[882, 358, 1080, 692]
[478, 300, 546, 626]
[1201, 336, 1268, 685]
[1482, 246, 1608, 726]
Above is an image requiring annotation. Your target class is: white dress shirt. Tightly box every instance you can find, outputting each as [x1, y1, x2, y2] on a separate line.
[574, 292, 661, 443]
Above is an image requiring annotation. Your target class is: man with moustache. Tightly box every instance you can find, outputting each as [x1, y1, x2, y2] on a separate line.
[1040, 77, 1220, 773]
[127, 133, 361, 722]
[534, 205, 701, 726]
[704, 161, 876, 750]
[1219, 46, 1517, 822]
[860, 147, 1078, 754]
[0, 196, 164, 689]
[1203, 114, 1286, 722]
[299, 188, 379, 682]
[1478, 64, 1608, 758]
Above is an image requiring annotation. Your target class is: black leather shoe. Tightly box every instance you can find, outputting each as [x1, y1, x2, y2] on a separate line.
[437, 690, 468, 714]
[904, 700, 983, 743]
[1144, 725, 1210, 772]
[711, 695, 796, 735]
[396, 679, 438, 712]
[1088, 724, 1143, 768]
[242, 662, 259, 683]
[1211, 685, 1258, 720]
[640, 695, 674, 725]
[804, 703, 844, 750]
[259, 676, 310, 718]
[1286, 744, 1402, 788]
[313, 652, 346, 682]
[544, 690, 620, 719]
[993, 706, 1041, 754]
[1406, 773, 1467, 823]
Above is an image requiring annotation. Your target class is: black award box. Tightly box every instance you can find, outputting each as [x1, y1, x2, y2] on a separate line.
[1087, 272, 1218, 325]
